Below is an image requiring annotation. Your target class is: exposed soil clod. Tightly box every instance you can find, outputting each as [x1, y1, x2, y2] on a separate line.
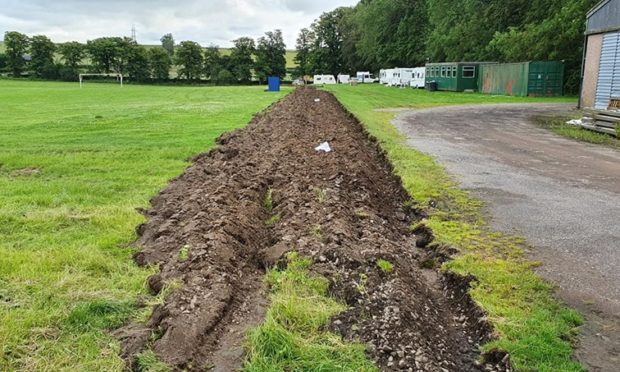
[117, 88, 510, 371]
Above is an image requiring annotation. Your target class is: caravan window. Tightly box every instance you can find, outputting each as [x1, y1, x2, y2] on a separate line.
[452, 66, 457, 78]
[462, 66, 475, 78]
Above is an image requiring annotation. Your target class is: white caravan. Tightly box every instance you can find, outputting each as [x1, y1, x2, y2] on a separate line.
[380, 69, 395, 85]
[409, 67, 426, 88]
[387, 68, 413, 87]
[337, 74, 351, 84]
[313, 75, 336, 85]
[356, 71, 377, 83]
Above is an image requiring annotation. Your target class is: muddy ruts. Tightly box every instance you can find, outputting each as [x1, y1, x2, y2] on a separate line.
[116, 88, 508, 371]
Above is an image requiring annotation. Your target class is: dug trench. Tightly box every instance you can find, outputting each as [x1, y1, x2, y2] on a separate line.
[116, 88, 510, 371]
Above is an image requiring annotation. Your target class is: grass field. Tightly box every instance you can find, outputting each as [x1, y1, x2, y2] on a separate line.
[325, 84, 584, 371]
[0, 80, 289, 370]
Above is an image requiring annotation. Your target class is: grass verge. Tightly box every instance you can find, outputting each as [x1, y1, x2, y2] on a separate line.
[244, 252, 376, 371]
[0, 80, 289, 370]
[534, 115, 620, 149]
[325, 84, 584, 371]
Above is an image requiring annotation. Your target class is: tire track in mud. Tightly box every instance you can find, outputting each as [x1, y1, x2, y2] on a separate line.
[117, 88, 510, 371]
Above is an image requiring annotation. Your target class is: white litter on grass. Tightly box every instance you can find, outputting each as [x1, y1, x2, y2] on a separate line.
[315, 142, 332, 153]
[566, 119, 583, 126]
[314, 98, 321, 102]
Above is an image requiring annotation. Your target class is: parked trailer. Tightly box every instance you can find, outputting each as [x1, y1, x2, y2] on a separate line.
[425, 62, 496, 92]
[389, 67, 425, 87]
[337, 74, 351, 84]
[313, 75, 337, 85]
[479, 61, 564, 97]
[380, 69, 395, 84]
[357, 71, 377, 83]
[410, 67, 426, 88]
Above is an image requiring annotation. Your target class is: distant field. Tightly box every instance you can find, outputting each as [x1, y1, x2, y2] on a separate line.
[0, 41, 298, 68]
[0, 80, 290, 370]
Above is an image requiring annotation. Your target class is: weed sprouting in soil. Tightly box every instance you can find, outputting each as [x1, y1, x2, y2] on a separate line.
[264, 188, 274, 211]
[265, 214, 281, 226]
[310, 224, 322, 240]
[315, 188, 327, 204]
[244, 252, 376, 371]
[376, 259, 394, 274]
[178, 245, 190, 262]
[354, 209, 370, 219]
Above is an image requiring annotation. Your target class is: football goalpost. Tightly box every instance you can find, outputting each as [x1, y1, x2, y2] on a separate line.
[79, 73, 124, 88]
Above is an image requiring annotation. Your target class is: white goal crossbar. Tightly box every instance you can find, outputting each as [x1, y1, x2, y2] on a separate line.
[79, 73, 124, 88]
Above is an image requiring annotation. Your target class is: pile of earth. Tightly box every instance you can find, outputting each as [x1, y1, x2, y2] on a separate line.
[116, 87, 510, 372]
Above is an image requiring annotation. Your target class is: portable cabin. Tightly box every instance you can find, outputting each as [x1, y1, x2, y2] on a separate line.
[479, 62, 564, 97]
[380, 69, 395, 84]
[337, 74, 350, 84]
[313, 75, 336, 85]
[410, 67, 426, 88]
[580, 0, 620, 109]
[425, 62, 493, 92]
[357, 71, 377, 83]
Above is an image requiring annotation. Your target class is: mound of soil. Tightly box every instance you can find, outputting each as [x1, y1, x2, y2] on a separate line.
[117, 88, 510, 371]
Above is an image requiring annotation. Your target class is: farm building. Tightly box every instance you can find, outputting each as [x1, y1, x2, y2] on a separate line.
[425, 62, 494, 92]
[479, 61, 564, 97]
[580, 0, 620, 109]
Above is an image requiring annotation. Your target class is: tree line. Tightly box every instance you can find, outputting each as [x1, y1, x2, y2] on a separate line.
[295, 0, 599, 93]
[0, 30, 287, 84]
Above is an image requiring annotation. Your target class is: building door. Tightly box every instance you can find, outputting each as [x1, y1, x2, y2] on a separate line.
[595, 31, 620, 109]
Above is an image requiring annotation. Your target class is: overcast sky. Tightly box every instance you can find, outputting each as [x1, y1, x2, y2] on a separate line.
[0, 0, 358, 48]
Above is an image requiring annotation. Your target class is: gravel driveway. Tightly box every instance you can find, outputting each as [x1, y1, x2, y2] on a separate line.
[394, 103, 620, 372]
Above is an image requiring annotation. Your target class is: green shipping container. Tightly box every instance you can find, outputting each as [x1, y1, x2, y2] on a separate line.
[479, 61, 564, 97]
[425, 62, 494, 92]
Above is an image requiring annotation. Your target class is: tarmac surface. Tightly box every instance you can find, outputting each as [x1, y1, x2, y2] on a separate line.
[393, 103, 620, 371]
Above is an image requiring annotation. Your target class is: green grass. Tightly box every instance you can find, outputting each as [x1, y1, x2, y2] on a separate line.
[325, 84, 584, 372]
[244, 252, 376, 372]
[0, 79, 289, 370]
[534, 115, 620, 149]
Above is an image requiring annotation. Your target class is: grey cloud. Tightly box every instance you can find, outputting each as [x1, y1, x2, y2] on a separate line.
[0, 0, 358, 47]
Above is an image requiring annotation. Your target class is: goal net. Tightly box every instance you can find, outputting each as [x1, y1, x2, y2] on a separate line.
[79, 73, 124, 88]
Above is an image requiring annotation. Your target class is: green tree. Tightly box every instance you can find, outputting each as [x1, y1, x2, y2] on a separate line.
[86, 37, 134, 73]
[255, 29, 287, 83]
[161, 33, 175, 58]
[204, 45, 223, 80]
[30, 35, 57, 79]
[229, 37, 255, 82]
[216, 69, 234, 85]
[294, 28, 315, 77]
[149, 48, 171, 80]
[175, 41, 203, 80]
[0, 53, 7, 71]
[4, 31, 30, 77]
[126, 44, 150, 82]
[59, 42, 84, 69]
[308, 8, 348, 76]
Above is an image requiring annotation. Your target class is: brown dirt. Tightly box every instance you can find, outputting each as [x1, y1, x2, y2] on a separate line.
[117, 88, 509, 371]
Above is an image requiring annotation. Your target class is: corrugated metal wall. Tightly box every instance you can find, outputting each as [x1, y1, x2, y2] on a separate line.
[479, 63, 529, 96]
[479, 62, 563, 97]
[595, 31, 620, 109]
